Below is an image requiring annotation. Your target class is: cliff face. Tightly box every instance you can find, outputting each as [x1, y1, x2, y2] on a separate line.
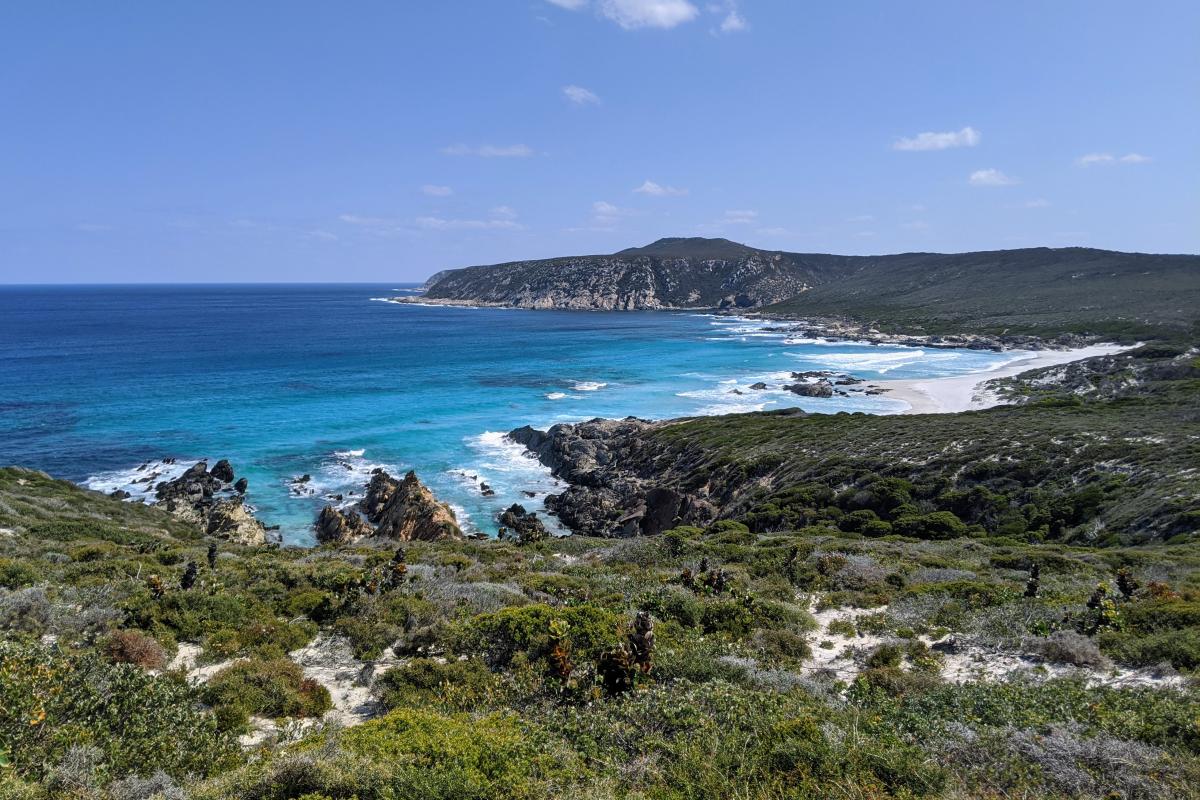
[423, 239, 825, 310]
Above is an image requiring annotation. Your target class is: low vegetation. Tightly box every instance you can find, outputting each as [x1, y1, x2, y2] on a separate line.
[1, 343, 1198, 798]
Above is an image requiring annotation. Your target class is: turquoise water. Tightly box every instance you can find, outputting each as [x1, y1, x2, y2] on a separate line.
[0, 284, 1027, 544]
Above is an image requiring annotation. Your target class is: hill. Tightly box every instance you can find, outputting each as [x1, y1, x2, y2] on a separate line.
[422, 239, 1200, 339]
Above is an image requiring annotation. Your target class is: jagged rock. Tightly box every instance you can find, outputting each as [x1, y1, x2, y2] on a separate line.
[784, 381, 834, 398]
[314, 505, 374, 545]
[205, 499, 268, 546]
[153, 460, 270, 544]
[498, 504, 548, 544]
[749, 382, 770, 390]
[359, 471, 462, 541]
[233, 477, 249, 494]
[156, 461, 219, 504]
[109, 489, 131, 500]
[210, 459, 235, 483]
[510, 418, 716, 537]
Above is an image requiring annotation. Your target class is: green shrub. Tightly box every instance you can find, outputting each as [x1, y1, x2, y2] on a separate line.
[0, 559, 39, 589]
[701, 599, 754, 638]
[201, 658, 331, 729]
[446, 604, 620, 667]
[0, 641, 237, 782]
[377, 658, 496, 711]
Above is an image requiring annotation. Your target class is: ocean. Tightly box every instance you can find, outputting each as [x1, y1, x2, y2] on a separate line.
[0, 284, 1029, 544]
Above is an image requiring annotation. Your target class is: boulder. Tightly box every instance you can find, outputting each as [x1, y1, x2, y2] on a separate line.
[784, 381, 834, 398]
[749, 382, 770, 390]
[205, 499, 268, 546]
[314, 505, 374, 545]
[210, 459, 235, 483]
[360, 470, 463, 541]
[234, 477, 249, 494]
[498, 503, 549, 544]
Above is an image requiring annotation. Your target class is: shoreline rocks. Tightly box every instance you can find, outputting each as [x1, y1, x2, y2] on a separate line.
[313, 470, 463, 544]
[154, 460, 269, 545]
[509, 419, 718, 538]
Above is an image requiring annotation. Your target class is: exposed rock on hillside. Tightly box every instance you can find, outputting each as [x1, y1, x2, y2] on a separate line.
[497, 503, 548, 544]
[509, 419, 720, 537]
[314, 505, 374, 544]
[154, 460, 267, 545]
[421, 238, 819, 310]
[359, 470, 463, 541]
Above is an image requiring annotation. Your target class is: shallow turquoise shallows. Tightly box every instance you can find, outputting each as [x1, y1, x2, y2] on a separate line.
[0, 284, 1026, 544]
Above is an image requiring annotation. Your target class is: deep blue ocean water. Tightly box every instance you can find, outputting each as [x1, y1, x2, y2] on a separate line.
[0, 285, 1027, 544]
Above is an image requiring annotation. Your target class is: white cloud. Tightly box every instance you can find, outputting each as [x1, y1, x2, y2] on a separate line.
[846, 214, 874, 223]
[588, 200, 637, 229]
[421, 184, 453, 196]
[306, 229, 338, 241]
[440, 143, 534, 158]
[1077, 152, 1151, 166]
[563, 85, 601, 105]
[490, 205, 519, 220]
[415, 216, 522, 231]
[1024, 198, 1051, 208]
[633, 179, 687, 196]
[893, 126, 980, 152]
[599, 0, 699, 29]
[968, 168, 1019, 186]
[721, 209, 757, 224]
[709, 1, 747, 32]
[545, 0, 587, 8]
[900, 220, 929, 230]
[1077, 153, 1114, 167]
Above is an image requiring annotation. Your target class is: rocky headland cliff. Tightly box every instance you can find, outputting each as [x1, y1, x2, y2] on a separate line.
[420, 237, 823, 310]
[417, 238, 1200, 340]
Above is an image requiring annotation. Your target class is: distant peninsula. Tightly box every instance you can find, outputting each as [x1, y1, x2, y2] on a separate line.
[416, 237, 1200, 340]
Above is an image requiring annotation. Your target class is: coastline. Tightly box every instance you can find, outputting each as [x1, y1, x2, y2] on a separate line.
[876, 343, 1137, 414]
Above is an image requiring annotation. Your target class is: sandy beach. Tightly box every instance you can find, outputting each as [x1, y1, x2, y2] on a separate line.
[878, 343, 1137, 414]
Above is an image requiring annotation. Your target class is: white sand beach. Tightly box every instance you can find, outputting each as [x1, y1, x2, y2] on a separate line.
[878, 343, 1137, 414]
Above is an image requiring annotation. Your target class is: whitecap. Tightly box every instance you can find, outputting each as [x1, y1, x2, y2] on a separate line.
[571, 381, 607, 392]
[84, 458, 195, 503]
[546, 392, 567, 400]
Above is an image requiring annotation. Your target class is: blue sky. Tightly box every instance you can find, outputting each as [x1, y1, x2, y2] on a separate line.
[1, 1, 1197, 282]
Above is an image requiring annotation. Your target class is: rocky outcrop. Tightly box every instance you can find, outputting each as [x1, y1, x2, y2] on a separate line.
[154, 460, 269, 545]
[784, 381, 834, 398]
[359, 470, 462, 542]
[497, 504, 548, 544]
[314, 505, 374, 545]
[509, 419, 719, 538]
[205, 499, 268, 546]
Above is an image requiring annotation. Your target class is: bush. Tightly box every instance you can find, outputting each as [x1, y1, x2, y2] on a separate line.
[893, 512, 970, 540]
[102, 630, 168, 670]
[0, 641, 237, 782]
[0, 559, 39, 589]
[0, 587, 52, 634]
[377, 658, 496, 711]
[201, 658, 331, 729]
[701, 599, 754, 638]
[1026, 631, 1110, 669]
[751, 629, 812, 661]
[445, 604, 620, 668]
